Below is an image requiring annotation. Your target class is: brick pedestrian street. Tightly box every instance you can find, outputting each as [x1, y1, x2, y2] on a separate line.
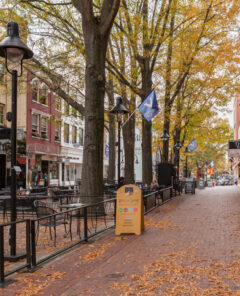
[2, 186, 240, 295]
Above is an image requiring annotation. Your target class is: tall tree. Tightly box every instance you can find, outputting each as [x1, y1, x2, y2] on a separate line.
[11, 0, 120, 200]
[108, 0, 173, 184]
[68, 1, 121, 200]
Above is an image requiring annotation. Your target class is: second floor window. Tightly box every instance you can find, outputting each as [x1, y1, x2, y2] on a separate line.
[41, 117, 48, 138]
[72, 126, 77, 144]
[64, 123, 69, 143]
[0, 64, 4, 82]
[0, 104, 4, 125]
[55, 121, 61, 141]
[79, 128, 84, 146]
[32, 79, 38, 102]
[32, 114, 39, 136]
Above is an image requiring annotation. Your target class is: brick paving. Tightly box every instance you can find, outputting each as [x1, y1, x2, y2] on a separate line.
[1, 186, 240, 295]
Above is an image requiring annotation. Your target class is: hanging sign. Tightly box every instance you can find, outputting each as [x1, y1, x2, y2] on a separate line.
[115, 185, 144, 235]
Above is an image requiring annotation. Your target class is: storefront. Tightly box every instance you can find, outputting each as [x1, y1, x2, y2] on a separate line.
[27, 154, 60, 187]
[59, 158, 82, 186]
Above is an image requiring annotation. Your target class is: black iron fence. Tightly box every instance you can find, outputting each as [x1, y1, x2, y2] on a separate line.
[0, 186, 179, 283]
[0, 219, 31, 283]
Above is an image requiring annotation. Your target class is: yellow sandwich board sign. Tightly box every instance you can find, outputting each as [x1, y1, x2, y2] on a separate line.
[115, 184, 144, 235]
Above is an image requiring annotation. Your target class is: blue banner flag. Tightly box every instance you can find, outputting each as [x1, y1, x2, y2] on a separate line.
[187, 139, 197, 152]
[138, 89, 159, 122]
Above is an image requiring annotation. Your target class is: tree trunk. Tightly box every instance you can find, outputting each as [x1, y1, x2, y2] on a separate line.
[80, 34, 106, 201]
[162, 7, 175, 163]
[122, 94, 136, 184]
[141, 65, 153, 185]
[77, 0, 120, 201]
[173, 94, 182, 168]
[107, 78, 116, 184]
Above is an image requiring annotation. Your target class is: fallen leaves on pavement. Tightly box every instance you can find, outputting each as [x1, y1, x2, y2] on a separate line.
[80, 242, 114, 261]
[145, 218, 180, 230]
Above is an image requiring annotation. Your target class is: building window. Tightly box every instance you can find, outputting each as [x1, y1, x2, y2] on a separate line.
[0, 104, 4, 124]
[64, 101, 70, 116]
[55, 121, 61, 141]
[31, 78, 48, 105]
[72, 126, 77, 144]
[41, 117, 48, 139]
[79, 128, 84, 146]
[64, 123, 70, 143]
[32, 79, 39, 102]
[55, 96, 61, 111]
[32, 114, 39, 137]
[39, 84, 48, 105]
[0, 64, 4, 82]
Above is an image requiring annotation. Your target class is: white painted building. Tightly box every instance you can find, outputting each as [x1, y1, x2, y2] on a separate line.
[58, 98, 84, 186]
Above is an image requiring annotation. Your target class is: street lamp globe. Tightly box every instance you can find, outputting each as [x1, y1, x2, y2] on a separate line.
[110, 97, 129, 121]
[160, 129, 169, 141]
[0, 21, 33, 64]
[174, 140, 182, 150]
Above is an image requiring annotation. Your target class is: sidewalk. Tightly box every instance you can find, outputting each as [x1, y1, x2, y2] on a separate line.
[2, 186, 240, 295]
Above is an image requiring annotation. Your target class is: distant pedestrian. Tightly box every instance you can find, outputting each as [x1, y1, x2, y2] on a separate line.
[119, 176, 125, 187]
[150, 179, 159, 192]
[235, 177, 238, 185]
[44, 173, 48, 187]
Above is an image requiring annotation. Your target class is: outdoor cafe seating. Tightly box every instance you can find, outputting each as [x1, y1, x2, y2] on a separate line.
[34, 200, 69, 245]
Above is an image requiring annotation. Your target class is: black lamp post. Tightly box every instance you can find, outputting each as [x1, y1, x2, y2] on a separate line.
[174, 140, 182, 179]
[160, 129, 169, 163]
[0, 21, 33, 259]
[110, 97, 129, 187]
[184, 147, 190, 178]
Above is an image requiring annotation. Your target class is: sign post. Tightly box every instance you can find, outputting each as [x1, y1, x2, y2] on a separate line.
[115, 185, 144, 235]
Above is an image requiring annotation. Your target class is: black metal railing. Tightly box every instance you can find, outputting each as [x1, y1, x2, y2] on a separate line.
[0, 219, 31, 284]
[0, 186, 179, 283]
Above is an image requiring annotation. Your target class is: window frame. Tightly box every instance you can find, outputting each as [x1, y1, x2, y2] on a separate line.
[32, 114, 40, 136]
[79, 128, 84, 146]
[0, 64, 4, 82]
[72, 126, 77, 144]
[41, 117, 48, 139]
[64, 123, 70, 143]
[55, 120, 61, 141]
[0, 104, 4, 125]
[31, 78, 49, 106]
[39, 84, 48, 105]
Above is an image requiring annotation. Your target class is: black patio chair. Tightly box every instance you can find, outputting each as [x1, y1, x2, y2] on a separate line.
[16, 198, 34, 218]
[89, 204, 107, 232]
[34, 203, 69, 246]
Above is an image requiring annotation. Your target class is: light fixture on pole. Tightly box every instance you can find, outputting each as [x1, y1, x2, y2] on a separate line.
[174, 140, 182, 179]
[184, 146, 190, 178]
[160, 129, 169, 163]
[110, 97, 129, 187]
[0, 21, 33, 260]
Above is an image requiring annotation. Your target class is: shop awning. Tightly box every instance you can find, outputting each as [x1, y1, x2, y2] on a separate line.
[17, 157, 26, 165]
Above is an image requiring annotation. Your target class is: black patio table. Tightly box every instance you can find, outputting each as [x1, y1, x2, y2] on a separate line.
[0, 195, 49, 221]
